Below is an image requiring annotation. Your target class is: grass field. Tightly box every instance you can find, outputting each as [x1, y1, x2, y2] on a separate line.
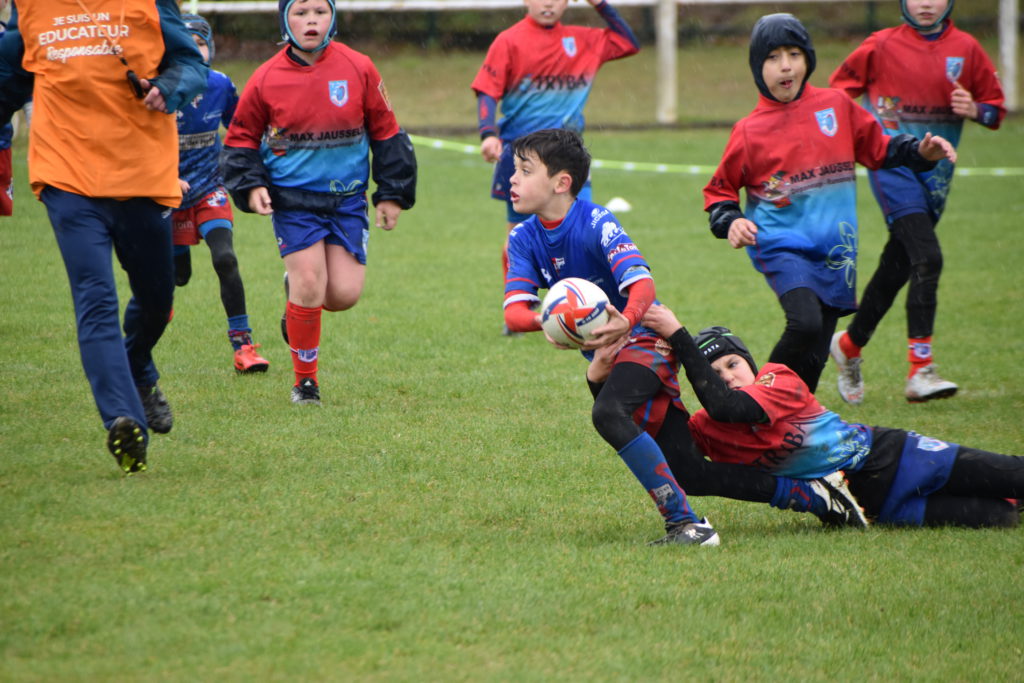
[2, 40, 1023, 680]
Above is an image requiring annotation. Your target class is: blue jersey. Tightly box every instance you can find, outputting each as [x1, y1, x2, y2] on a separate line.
[504, 198, 655, 354]
[177, 69, 237, 209]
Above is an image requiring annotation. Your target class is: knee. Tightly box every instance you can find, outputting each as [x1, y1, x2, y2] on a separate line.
[591, 397, 633, 444]
[211, 249, 239, 278]
[782, 310, 824, 342]
[910, 251, 943, 284]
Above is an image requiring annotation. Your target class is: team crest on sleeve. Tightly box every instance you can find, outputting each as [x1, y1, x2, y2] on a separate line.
[815, 108, 838, 137]
[755, 372, 776, 387]
[945, 57, 964, 83]
[562, 36, 577, 57]
[329, 80, 349, 107]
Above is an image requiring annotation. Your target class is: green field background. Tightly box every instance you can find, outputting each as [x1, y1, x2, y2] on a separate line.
[1, 37, 1023, 680]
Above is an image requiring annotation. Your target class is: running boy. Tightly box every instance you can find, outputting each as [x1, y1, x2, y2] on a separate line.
[174, 13, 269, 374]
[828, 0, 1005, 404]
[222, 0, 416, 405]
[503, 128, 717, 546]
[472, 0, 639, 331]
[703, 12, 956, 394]
[643, 303, 1024, 528]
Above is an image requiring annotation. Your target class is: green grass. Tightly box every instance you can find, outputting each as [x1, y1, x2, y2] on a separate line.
[2, 42, 1024, 680]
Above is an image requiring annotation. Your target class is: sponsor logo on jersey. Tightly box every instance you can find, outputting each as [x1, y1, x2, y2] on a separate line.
[606, 242, 637, 263]
[815, 107, 838, 137]
[562, 36, 577, 58]
[945, 57, 964, 83]
[600, 221, 623, 247]
[329, 80, 349, 107]
[551, 256, 565, 273]
[655, 337, 672, 357]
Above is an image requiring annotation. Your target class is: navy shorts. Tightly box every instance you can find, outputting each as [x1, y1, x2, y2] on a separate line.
[271, 193, 370, 263]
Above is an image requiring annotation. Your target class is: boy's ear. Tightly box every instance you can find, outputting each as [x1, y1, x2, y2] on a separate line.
[553, 170, 573, 195]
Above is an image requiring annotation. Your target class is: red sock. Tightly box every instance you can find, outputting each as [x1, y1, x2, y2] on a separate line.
[908, 336, 933, 377]
[838, 331, 861, 359]
[286, 301, 322, 385]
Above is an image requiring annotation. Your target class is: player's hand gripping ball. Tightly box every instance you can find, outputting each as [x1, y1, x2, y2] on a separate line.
[541, 277, 610, 348]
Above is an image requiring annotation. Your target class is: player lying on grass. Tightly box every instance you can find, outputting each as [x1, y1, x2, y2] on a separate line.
[629, 302, 1023, 528]
[587, 335, 869, 530]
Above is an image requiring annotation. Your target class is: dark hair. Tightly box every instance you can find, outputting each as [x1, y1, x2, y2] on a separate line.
[511, 129, 591, 198]
[748, 13, 816, 102]
[693, 325, 758, 375]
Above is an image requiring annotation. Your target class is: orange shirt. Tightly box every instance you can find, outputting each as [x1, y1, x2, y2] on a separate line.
[17, 0, 181, 205]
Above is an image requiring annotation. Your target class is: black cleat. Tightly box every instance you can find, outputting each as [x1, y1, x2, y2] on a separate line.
[290, 377, 321, 406]
[138, 384, 173, 434]
[813, 472, 869, 529]
[107, 416, 147, 474]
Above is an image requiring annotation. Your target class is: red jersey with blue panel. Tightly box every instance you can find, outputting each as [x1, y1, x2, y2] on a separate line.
[471, 10, 638, 144]
[224, 42, 399, 198]
[830, 21, 1005, 221]
[703, 85, 895, 313]
[177, 69, 237, 209]
[688, 362, 872, 479]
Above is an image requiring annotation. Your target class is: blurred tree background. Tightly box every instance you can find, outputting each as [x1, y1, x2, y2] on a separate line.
[206, 0, 1012, 60]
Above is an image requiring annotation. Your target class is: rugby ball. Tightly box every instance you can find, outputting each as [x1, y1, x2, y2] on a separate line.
[541, 277, 610, 348]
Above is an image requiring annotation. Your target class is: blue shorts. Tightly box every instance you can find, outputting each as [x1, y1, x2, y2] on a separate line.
[491, 142, 592, 223]
[877, 431, 959, 525]
[868, 161, 954, 224]
[271, 194, 370, 263]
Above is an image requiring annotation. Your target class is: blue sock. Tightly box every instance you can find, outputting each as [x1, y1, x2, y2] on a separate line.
[771, 477, 821, 514]
[227, 315, 251, 350]
[617, 432, 698, 526]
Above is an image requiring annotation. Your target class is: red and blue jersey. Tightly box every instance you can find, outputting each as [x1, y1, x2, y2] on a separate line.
[830, 21, 1005, 220]
[504, 198, 657, 357]
[688, 362, 872, 479]
[177, 69, 237, 208]
[505, 197, 652, 313]
[224, 42, 400, 197]
[471, 13, 637, 142]
[703, 85, 894, 312]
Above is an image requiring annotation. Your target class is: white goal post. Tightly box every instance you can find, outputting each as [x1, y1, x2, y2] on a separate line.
[187, 0, 1020, 118]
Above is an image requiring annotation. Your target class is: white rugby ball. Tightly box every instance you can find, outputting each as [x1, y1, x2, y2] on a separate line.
[541, 277, 610, 349]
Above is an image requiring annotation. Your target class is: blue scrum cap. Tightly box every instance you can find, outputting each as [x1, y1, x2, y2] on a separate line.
[279, 0, 337, 53]
[900, 0, 954, 31]
[182, 13, 215, 63]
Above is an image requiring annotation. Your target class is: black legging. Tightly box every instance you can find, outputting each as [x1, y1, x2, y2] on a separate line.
[768, 287, 844, 393]
[591, 362, 662, 451]
[848, 211, 942, 347]
[174, 228, 247, 318]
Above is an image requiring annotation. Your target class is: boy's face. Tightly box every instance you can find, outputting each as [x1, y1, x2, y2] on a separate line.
[287, 0, 334, 53]
[761, 46, 806, 102]
[524, 0, 569, 27]
[510, 150, 568, 217]
[192, 34, 211, 63]
[710, 354, 756, 390]
[904, 0, 949, 31]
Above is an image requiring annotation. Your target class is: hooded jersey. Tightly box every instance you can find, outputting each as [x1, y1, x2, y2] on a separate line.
[830, 21, 1005, 219]
[177, 69, 237, 208]
[224, 42, 399, 197]
[688, 362, 872, 479]
[13, 0, 204, 205]
[703, 85, 894, 311]
[471, 14, 637, 142]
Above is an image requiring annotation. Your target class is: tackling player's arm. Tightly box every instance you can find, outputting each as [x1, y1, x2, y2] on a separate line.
[642, 304, 766, 423]
[0, 2, 32, 126]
